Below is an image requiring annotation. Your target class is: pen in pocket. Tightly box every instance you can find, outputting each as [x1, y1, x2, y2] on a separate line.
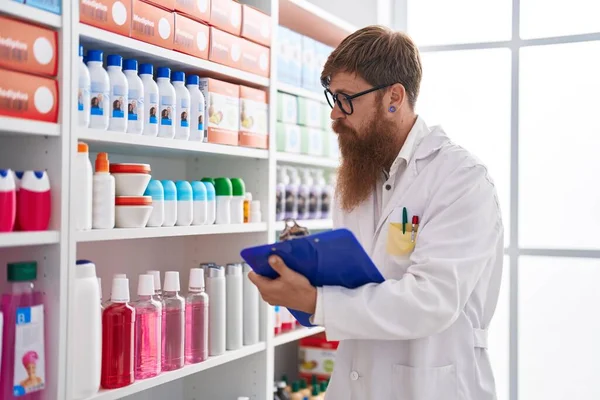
[411, 215, 419, 242]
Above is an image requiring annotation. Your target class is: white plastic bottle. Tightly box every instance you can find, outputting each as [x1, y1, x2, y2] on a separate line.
[72, 260, 101, 399]
[175, 181, 192, 226]
[123, 59, 144, 135]
[87, 50, 109, 130]
[172, 71, 190, 140]
[144, 180, 164, 227]
[229, 178, 245, 225]
[161, 180, 177, 227]
[78, 45, 91, 128]
[226, 263, 243, 351]
[202, 181, 216, 225]
[157, 67, 176, 139]
[242, 263, 259, 346]
[186, 75, 205, 141]
[139, 63, 159, 137]
[75, 142, 93, 230]
[107, 54, 128, 132]
[191, 181, 207, 225]
[92, 152, 115, 229]
[250, 200, 262, 223]
[206, 265, 226, 356]
[214, 177, 232, 225]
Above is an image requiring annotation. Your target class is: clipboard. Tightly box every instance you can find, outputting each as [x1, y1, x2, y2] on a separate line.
[240, 227, 385, 327]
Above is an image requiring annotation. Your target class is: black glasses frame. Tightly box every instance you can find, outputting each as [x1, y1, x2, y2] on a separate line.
[323, 83, 395, 115]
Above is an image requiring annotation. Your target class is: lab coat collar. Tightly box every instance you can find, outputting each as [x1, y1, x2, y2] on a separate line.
[387, 115, 430, 181]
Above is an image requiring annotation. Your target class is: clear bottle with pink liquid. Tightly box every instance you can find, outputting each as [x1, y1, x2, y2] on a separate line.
[0, 261, 45, 400]
[134, 274, 161, 379]
[185, 268, 209, 364]
[162, 271, 184, 371]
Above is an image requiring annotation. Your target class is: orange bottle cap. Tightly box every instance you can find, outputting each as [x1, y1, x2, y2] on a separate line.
[95, 152, 109, 173]
[77, 142, 88, 153]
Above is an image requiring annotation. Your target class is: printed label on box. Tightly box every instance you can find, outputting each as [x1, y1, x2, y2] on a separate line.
[80, 0, 131, 37]
[210, 0, 241, 35]
[240, 39, 270, 78]
[174, 13, 209, 60]
[0, 68, 58, 123]
[209, 27, 241, 69]
[131, 0, 174, 50]
[241, 4, 271, 47]
[13, 305, 45, 397]
[175, 0, 210, 22]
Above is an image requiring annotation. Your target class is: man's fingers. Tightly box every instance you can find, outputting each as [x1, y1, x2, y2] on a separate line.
[248, 271, 270, 288]
[269, 255, 290, 277]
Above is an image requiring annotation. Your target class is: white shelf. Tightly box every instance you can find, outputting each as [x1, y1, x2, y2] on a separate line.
[79, 24, 270, 88]
[0, 1, 62, 28]
[273, 327, 326, 347]
[76, 223, 268, 242]
[0, 117, 60, 137]
[78, 129, 269, 160]
[296, 219, 333, 231]
[0, 231, 60, 248]
[85, 342, 266, 400]
[278, 83, 326, 103]
[276, 152, 339, 168]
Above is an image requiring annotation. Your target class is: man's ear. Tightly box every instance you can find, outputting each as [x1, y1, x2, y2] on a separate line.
[388, 83, 407, 111]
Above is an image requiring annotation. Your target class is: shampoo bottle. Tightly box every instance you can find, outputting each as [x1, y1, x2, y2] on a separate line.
[226, 263, 243, 351]
[78, 45, 91, 128]
[107, 54, 128, 132]
[18, 171, 51, 231]
[123, 59, 144, 135]
[186, 74, 205, 141]
[157, 67, 176, 139]
[92, 153, 115, 229]
[172, 71, 190, 140]
[162, 272, 185, 371]
[87, 50, 110, 130]
[139, 63, 159, 137]
[243, 263, 259, 346]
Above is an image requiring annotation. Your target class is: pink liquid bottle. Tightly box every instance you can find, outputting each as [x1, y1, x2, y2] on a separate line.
[0, 169, 16, 232]
[134, 274, 162, 380]
[101, 277, 135, 389]
[185, 268, 209, 364]
[17, 171, 51, 231]
[0, 261, 45, 400]
[162, 271, 184, 371]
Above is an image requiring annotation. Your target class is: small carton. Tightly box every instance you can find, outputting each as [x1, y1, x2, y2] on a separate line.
[297, 97, 322, 128]
[301, 36, 317, 91]
[199, 78, 240, 146]
[301, 126, 323, 156]
[239, 85, 268, 149]
[25, 0, 61, 15]
[276, 25, 289, 84]
[241, 4, 271, 47]
[174, 0, 211, 23]
[299, 333, 339, 382]
[143, 0, 175, 11]
[276, 122, 301, 153]
[240, 39, 270, 78]
[80, 0, 132, 37]
[209, 27, 242, 69]
[131, 0, 174, 50]
[209, 0, 241, 36]
[276, 92, 297, 124]
[174, 13, 210, 59]
[0, 68, 59, 123]
[316, 42, 333, 85]
[283, 29, 302, 87]
[0, 16, 58, 77]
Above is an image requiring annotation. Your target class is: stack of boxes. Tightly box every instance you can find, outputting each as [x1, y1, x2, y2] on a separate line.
[10, 0, 61, 15]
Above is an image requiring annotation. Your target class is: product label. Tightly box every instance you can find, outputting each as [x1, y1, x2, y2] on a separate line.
[160, 95, 174, 126]
[197, 101, 204, 131]
[240, 98, 267, 134]
[309, 190, 318, 214]
[179, 98, 189, 127]
[299, 346, 336, 376]
[297, 190, 307, 216]
[111, 85, 126, 118]
[285, 188, 297, 215]
[321, 190, 331, 214]
[77, 83, 90, 112]
[148, 92, 158, 124]
[207, 92, 239, 132]
[128, 89, 143, 121]
[90, 81, 108, 116]
[13, 305, 45, 397]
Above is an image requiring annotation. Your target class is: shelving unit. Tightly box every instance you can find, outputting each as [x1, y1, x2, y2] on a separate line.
[0, 231, 61, 248]
[0, 117, 61, 137]
[277, 83, 326, 103]
[273, 327, 326, 347]
[276, 152, 339, 169]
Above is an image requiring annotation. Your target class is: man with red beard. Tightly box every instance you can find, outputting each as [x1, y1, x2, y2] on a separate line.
[250, 25, 503, 400]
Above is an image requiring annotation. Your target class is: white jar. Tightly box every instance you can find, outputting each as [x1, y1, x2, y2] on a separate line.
[191, 181, 207, 225]
[123, 59, 144, 135]
[92, 153, 115, 229]
[249, 200, 262, 223]
[172, 71, 190, 140]
[86, 50, 109, 131]
[107, 54, 128, 133]
[75, 142, 93, 231]
[139, 63, 159, 137]
[175, 181, 192, 226]
[186, 75, 205, 141]
[144, 180, 164, 227]
[161, 180, 177, 227]
[202, 181, 216, 225]
[78, 45, 91, 128]
[156, 67, 176, 139]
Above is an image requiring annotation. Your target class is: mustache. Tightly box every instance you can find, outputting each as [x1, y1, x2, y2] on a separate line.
[332, 120, 354, 135]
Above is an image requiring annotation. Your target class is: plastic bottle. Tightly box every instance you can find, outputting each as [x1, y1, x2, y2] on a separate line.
[139, 63, 159, 137]
[185, 268, 209, 364]
[274, 305, 282, 335]
[162, 271, 185, 371]
[186, 74, 205, 141]
[298, 169, 311, 220]
[175, 181, 192, 226]
[309, 170, 323, 220]
[206, 265, 226, 356]
[250, 200, 262, 223]
[134, 274, 161, 380]
[276, 167, 287, 221]
[243, 192, 252, 223]
[285, 168, 299, 220]
[92, 153, 115, 229]
[107, 55, 128, 132]
[191, 181, 207, 226]
[201, 180, 216, 225]
[123, 59, 144, 135]
[172, 71, 190, 140]
[147, 270, 163, 302]
[230, 178, 245, 224]
[87, 50, 110, 130]
[321, 172, 334, 220]
[281, 307, 294, 332]
[214, 178, 232, 225]
[101, 277, 134, 389]
[72, 260, 101, 399]
[277, 381, 291, 400]
[290, 382, 303, 400]
[242, 263, 259, 346]
[78, 45, 91, 128]
[160, 180, 177, 227]
[0, 169, 16, 232]
[144, 180, 164, 227]
[12, 170, 22, 231]
[17, 171, 51, 231]
[157, 67, 176, 139]
[75, 142, 93, 231]
[226, 263, 243, 351]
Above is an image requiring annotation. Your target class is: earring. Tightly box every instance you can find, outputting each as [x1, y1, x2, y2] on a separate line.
[389, 106, 396, 113]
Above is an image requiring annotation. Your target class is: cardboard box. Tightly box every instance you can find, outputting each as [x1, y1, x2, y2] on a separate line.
[0, 68, 59, 123]
[199, 78, 240, 146]
[131, 0, 174, 50]
[301, 126, 323, 156]
[175, 0, 210, 23]
[80, 0, 132, 37]
[240, 39, 270, 78]
[209, 27, 241, 69]
[301, 36, 317, 91]
[174, 13, 209, 59]
[143, 0, 175, 11]
[277, 26, 301, 86]
[25, 0, 61, 15]
[276, 92, 297, 124]
[276, 122, 301, 153]
[239, 85, 268, 149]
[276, 26, 288, 84]
[316, 42, 333, 84]
[297, 97, 322, 128]
[299, 332, 339, 382]
[210, 0, 241, 36]
[0, 16, 58, 77]
[241, 4, 270, 47]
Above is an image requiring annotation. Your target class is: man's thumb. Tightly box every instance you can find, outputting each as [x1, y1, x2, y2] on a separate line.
[269, 256, 288, 276]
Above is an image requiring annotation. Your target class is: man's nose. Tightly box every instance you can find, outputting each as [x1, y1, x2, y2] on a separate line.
[330, 103, 345, 120]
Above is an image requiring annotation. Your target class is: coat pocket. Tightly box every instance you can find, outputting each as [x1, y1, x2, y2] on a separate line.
[392, 364, 458, 400]
[386, 222, 417, 256]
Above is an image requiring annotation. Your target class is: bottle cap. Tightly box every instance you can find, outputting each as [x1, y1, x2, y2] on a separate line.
[320, 381, 327, 392]
[201, 177, 215, 185]
[123, 59, 138, 71]
[107, 54, 122, 67]
[139, 63, 153, 75]
[0, 169, 15, 191]
[161, 180, 177, 201]
[137, 274, 155, 296]
[7, 261, 37, 282]
[147, 270, 161, 290]
[175, 180, 192, 201]
[242, 262, 252, 274]
[157, 67, 171, 79]
[87, 50, 103, 62]
[172, 71, 185, 82]
[230, 178, 245, 196]
[207, 265, 225, 278]
[250, 200, 261, 213]
[281, 374, 288, 384]
[95, 152, 109, 173]
[299, 379, 307, 389]
[226, 263, 242, 276]
[191, 181, 207, 201]
[79, 45, 83, 57]
[292, 381, 300, 393]
[186, 74, 200, 85]
[114, 273, 126, 279]
[277, 381, 287, 389]
[110, 277, 130, 302]
[244, 192, 252, 201]
[163, 271, 180, 292]
[312, 385, 320, 396]
[77, 142, 88, 153]
[202, 181, 215, 201]
[75, 260, 96, 279]
[115, 196, 152, 206]
[214, 177, 232, 197]
[144, 180, 164, 201]
[188, 268, 205, 292]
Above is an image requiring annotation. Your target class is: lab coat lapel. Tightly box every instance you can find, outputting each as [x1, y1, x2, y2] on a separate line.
[353, 191, 376, 256]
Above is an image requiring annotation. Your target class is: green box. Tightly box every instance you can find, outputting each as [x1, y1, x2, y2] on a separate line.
[322, 103, 331, 130]
[301, 127, 324, 156]
[277, 122, 302, 153]
[298, 97, 322, 128]
[277, 92, 298, 124]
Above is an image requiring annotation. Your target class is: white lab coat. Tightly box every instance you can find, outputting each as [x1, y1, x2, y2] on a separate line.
[312, 117, 504, 400]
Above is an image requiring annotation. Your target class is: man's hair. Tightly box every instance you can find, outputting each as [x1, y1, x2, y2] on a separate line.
[321, 25, 422, 109]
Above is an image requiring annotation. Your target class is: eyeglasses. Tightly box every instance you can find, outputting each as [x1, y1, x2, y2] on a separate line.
[323, 83, 394, 116]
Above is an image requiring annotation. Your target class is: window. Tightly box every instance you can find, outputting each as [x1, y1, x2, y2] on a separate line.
[520, 0, 600, 39]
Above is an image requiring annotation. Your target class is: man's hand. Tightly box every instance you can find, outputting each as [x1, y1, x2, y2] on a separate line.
[248, 255, 317, 315]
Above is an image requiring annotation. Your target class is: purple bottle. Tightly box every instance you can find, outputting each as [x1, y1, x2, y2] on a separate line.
[185, 268, 209, 364]
[134, 274, 162, 379]
[162, 271, 185, 371]
[285, 168, 299, 220]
